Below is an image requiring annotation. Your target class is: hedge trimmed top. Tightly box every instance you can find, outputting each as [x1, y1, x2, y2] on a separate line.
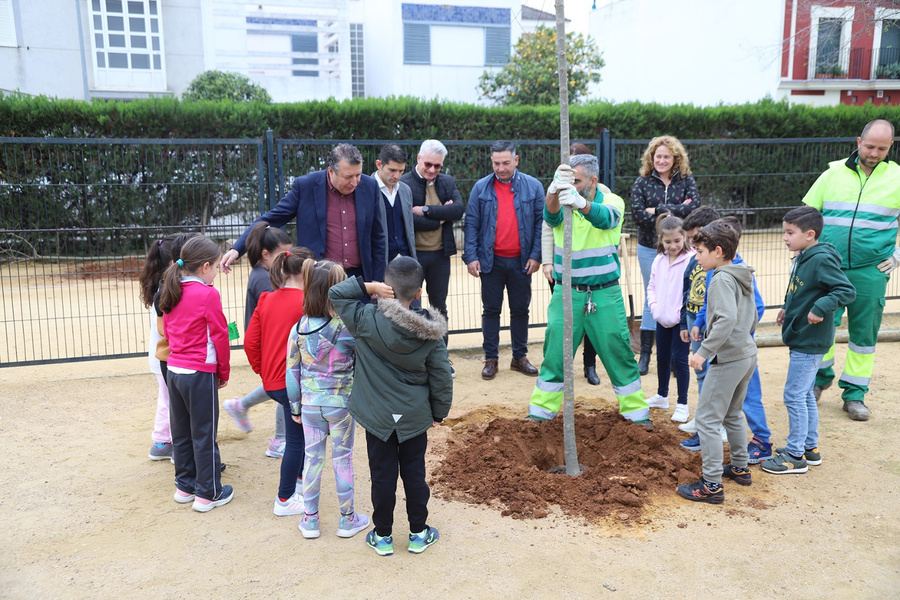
[1, 95, 898, 140]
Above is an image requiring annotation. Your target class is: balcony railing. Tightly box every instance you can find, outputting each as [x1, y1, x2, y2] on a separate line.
[812, 47, 900, 80]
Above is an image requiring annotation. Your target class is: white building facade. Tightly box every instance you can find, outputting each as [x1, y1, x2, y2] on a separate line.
[0, 0, 548, 103]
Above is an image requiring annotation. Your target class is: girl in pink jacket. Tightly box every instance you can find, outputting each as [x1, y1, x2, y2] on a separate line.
[646, 214, 695, 423]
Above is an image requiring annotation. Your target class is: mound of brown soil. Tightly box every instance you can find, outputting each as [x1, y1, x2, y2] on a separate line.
[432, 410, 704, 521]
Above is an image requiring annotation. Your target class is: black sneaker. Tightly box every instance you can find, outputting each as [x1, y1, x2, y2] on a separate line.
[722, 464, 752, 486]
[677, 479, 724, 504]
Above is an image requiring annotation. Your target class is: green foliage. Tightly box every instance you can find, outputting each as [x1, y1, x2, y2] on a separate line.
[4, 94, 900, 141]
[876, 62, 900, 79]
[182, 70, 272, 104]
[477, 25, 603, 106]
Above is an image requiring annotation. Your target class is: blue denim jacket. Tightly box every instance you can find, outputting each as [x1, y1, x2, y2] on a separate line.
[462, 170, 545, 273]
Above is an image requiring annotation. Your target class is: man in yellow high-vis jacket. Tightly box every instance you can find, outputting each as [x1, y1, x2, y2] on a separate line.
[526, 154, 650, 426]
[803, 119, 900, 421]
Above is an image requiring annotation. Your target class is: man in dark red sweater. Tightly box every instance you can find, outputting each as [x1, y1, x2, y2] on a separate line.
[462, 141, 545, 380]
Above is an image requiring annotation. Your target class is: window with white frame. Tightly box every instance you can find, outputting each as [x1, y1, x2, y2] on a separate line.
[874, 7, 900, 78]
[0, 0, 17, 47]
[808, 5, 853, 79]
[89, 0, 166, 90]
[401, 3, 509, 66]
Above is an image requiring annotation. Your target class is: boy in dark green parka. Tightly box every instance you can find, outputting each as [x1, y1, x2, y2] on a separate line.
[329, 256, 452, 556]
[763, 206, 856, 475]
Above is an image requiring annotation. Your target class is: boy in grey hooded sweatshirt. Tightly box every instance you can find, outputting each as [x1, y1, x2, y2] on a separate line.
[678, 220, 758, 504]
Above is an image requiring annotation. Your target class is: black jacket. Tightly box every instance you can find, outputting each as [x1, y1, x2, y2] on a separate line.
[399, 170, 465, 257]
[630, 171, 700, 249]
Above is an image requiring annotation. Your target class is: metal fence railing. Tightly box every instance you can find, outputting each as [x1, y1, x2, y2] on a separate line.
[2, 134, 897, 366]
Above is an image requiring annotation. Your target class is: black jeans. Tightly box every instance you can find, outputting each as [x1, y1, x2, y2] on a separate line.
[266, 388, 305, 500]
[417, 250, 451, 346]
[481, 255, 532, 360]
[366, 430, 429, 537]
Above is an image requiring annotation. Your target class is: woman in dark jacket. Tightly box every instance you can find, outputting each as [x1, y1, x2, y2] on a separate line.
[630, 135, 700, 375]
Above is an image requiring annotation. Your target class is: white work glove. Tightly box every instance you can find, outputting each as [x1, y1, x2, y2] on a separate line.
[558, 187, 587, 210]
[548, 164, 575, 194]
[877, 246, 900, 273]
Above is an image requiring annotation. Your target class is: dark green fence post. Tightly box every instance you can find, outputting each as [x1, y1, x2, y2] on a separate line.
[265, 129, 277, 210]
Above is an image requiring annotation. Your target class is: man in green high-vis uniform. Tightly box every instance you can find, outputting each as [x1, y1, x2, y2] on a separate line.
[526, 154, 650, 426]
[803, 119, 900, 421]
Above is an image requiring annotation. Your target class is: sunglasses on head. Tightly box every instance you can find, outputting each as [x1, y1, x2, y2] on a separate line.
[423, 161, 443, 170]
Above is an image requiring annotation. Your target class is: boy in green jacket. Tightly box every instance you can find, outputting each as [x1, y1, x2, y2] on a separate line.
[329, 256, 452, 556]
[763, 206, 856, 475]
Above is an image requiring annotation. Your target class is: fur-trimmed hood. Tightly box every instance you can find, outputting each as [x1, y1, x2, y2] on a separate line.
[376, 299, 447, 341]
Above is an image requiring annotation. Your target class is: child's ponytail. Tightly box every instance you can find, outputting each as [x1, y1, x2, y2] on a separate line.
[245, 222, 292, 268]
[139, 235, 177, 308]
[302, 259, 347, 318]
[269, 246, 314, 290]
[158, 236, 221, 313]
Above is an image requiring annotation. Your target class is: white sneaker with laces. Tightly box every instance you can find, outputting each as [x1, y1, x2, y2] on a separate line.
[646, 394, 669, 409]
[671, 403, 690, 422]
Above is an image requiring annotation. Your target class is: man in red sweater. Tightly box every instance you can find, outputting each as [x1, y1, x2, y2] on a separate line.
[462, 141, 546, 379]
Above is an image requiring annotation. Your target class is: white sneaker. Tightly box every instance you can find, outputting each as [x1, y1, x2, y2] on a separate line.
[274, 492, 305, 517]
[646, 394, 669, 409]
[678, 418, 697, 433]
[671, 403, 690, 422]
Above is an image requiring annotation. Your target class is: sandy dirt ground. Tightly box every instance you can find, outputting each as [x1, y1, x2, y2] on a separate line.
[1, 328, 899, 599]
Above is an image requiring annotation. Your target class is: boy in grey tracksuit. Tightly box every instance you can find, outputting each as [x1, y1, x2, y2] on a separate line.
[678, 220, 758, 504]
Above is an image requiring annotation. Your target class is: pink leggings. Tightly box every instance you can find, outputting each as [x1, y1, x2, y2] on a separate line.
[151, 373, 171, 443]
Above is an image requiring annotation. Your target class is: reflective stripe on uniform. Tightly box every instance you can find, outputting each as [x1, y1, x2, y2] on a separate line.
[823, 216, 898, 231]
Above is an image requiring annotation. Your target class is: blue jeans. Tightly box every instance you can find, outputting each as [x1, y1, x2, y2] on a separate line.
[480, 254, 532, 360]
[265, 388, 305, 500]
[784, 350, 824, 456]
[743, 361, 770, 443]
[637, 244, 657, 332]
[685, 311, 707, 392]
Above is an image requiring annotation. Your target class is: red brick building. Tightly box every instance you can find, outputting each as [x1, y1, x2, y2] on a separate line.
[779, 0, 900, 105]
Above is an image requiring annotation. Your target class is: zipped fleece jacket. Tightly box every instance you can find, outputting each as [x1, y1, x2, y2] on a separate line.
[803, 150, 900, 270]
[696, 264, 758, 364]
[630, 171, 700, 249]
[329, 277, 453, 443]
[647, 249, 695, 328]
[163, 278, 230, 382]
[781, 242, 856, 355]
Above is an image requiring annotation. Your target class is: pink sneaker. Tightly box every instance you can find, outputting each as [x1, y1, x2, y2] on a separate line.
[224, 397, 253, 433]
[265, 437, 286, 458]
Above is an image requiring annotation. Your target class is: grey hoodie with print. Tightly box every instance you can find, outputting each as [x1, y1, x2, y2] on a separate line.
[696, 263, 758, 364]
[329, 276, 453, 443]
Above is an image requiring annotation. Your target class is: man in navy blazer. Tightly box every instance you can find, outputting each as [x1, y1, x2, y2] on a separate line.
[222, 144, 386, 283]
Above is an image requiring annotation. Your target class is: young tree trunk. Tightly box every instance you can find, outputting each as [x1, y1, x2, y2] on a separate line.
[555, 0, 580, 477]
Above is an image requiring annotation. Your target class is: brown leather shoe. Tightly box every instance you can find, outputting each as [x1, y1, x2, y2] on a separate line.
[510, 356, 538, 376]
[481, 359, 498, 380]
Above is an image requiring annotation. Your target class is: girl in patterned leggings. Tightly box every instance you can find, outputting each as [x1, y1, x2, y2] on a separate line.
[287, 259, 370, 539]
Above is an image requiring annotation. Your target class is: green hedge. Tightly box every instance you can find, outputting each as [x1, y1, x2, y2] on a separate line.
[2, 94, 900, 140]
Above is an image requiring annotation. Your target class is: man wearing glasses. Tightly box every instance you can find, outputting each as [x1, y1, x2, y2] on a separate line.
[400, 140, 465, 375]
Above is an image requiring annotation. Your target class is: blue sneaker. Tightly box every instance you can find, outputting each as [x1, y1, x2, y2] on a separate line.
[408, 526, 439, 554]
[366, 530, 394, 556]
[747, 437, 773, 464]
[680, 433, 701, 451]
